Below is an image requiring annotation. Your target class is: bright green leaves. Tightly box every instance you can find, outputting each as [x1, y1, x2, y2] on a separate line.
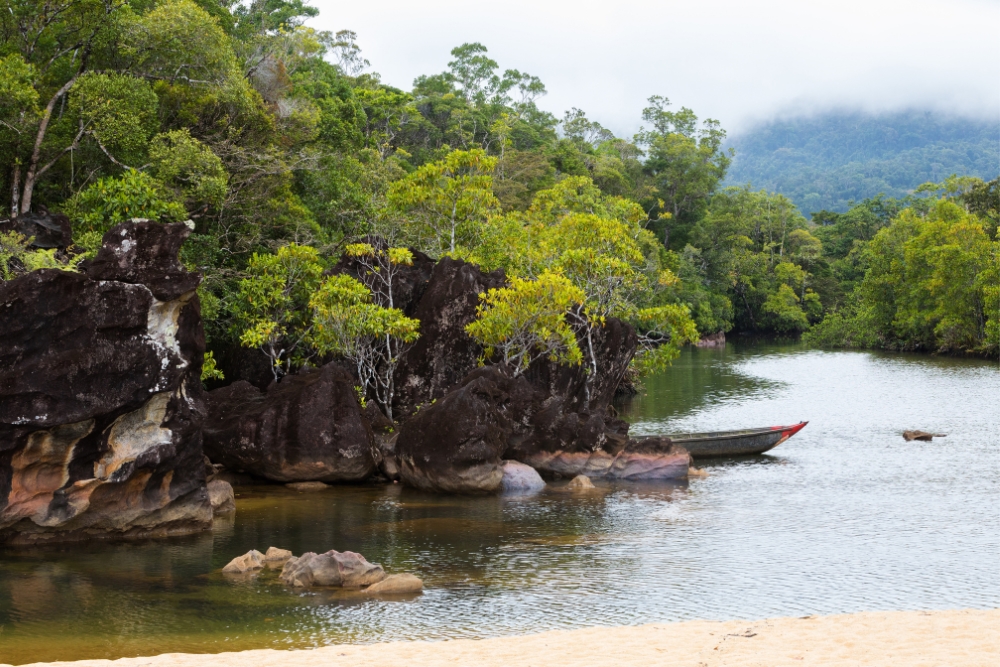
[465, 272, 584, 376]
[388, 148, 501, 257]
[230, 241, 421, 415]
[310, 272, 419, 421]
[233, 243, 325, 378]
[132, 0, 239, 86]
[200, 351, 225, 382]
[63, 171, 188, 240]
[632, 305, 700, 374]
[0, 54, 39, 140]
[71, 73, 160, 163]
[310, 274, 420, 356]
[0, 231, 85, 280]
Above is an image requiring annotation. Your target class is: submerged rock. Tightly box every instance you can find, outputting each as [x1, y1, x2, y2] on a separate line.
[0, 220, 211, 544]
[500, 461, 546, 493]
[286, 481, 329, 492]
[208, 479, 236, 515]
[203, 363, 377, 483]
[567, 475, 596, 491]
[524, 436, 691, 481]
[903, 430, 947, 442]
[365, 573, 423, 595]
[280, 550, 386, 588]
[695, 331, 726, 348]
[223, 549, 264, 573]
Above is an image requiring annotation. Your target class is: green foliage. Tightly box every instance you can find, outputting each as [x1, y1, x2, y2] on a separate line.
[63, 171, 187, 239]
[310, 272, 420, 420]
[71, 73, 160, 163]
[200, 351, 225, 382]
[726, 111, 1000, 215]
[233, 243, 325, 378]
[806, 199, 999, 355]
[0, 231, 85, 280]
[388, 148, 501, 256]
[148, 130, 228, 213]
[465, 271, 585, 376]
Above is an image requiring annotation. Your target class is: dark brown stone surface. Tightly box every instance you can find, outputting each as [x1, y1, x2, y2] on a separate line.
[202, 363, 378, 483]
[0, 209, 73, 249]
[0, 221, 211, 544]
[396, 367, 528, 494]
[392, 257, 507, 417]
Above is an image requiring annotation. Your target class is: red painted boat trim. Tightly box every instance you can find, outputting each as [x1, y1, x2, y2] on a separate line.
[770, 422, 808, 438]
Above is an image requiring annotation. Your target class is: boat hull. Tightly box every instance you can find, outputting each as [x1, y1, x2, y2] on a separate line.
[666, 422, 808, 459]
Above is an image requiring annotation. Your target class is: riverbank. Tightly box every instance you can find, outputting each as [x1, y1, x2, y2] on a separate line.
[9, 609, 997, 667]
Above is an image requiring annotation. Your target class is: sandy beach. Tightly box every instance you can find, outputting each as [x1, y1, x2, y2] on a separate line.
[9, 609, 997, 667]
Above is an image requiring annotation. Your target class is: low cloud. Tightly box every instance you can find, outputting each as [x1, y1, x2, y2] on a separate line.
[313, 0, 1000, 135]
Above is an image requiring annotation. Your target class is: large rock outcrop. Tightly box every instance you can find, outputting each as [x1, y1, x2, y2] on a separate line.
[203, 362, 378, 482]
[509, 316, 639, 464]
[394, 316, 688, 492]
[0, 220, 211, 544]
[395, 367, 528, 494]
[392, 257, 507, 417]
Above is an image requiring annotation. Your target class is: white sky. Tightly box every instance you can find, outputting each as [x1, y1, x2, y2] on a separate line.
[312, 0, 1000, 136]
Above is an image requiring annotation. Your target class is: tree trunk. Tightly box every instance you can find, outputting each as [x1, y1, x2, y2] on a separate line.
[20, 77, 78, 214]
[10, 164, 21, 218]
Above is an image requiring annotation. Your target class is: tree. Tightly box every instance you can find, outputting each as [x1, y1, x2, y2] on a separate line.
[388, 148, 501, 256]
[807, 198, 999, 355]
[636, 96, 732, 248]
[232, 243, 325, 379]
[310, 273, 419, 421]
[465, 271, 584, 376]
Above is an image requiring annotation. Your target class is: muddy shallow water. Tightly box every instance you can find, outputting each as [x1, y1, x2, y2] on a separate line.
[1, 343, 997, 664]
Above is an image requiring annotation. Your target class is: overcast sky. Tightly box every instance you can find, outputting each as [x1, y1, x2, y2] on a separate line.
[311, 0, 1000, 136]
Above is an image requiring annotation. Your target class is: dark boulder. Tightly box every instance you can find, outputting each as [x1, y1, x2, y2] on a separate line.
[0, 209, 73, 249]
[395, 366, 530, 494]
[203, 363, 378, 482]
[507, 316, 639, 464]
[0, 220, 211, 544]
[393, 257, 507, 416]
[86, 219, 200, 301]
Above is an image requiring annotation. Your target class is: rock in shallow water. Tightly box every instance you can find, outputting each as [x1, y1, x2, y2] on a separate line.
[567, 475, 596, 491]
[223, 549, 264, 573]
[500, 461, 545, 493]
[365, 573, 423, 595]
[0, 220, 211, 545]
[203, 363, 377, 483]
[208, 480, 236, 515]
[264, 546, 293, 564]
[280, 550, 386, 588]
[286, 481, 329, 492]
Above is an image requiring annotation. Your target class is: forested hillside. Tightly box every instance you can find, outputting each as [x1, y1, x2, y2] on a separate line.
[725, 111, 999, 214]
[0, 0, 996, 394]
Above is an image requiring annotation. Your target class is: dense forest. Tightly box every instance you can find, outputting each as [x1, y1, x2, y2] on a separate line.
[725, 111, 1000, 214]
[0, 0, 997, 411]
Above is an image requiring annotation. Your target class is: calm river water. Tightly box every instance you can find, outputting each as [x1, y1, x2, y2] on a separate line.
[1, 343, 998, 663]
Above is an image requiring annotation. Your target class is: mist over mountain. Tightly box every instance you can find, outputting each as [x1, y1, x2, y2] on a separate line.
[723, 111, 1000, 215]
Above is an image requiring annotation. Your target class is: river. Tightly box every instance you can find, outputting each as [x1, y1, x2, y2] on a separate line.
[1, 342, 997, 663]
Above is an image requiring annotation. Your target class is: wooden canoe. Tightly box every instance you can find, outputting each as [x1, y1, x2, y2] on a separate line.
[667, 422, 808, 458]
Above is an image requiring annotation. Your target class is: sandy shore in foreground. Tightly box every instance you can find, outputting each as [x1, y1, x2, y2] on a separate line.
[9, 609, 998, 667]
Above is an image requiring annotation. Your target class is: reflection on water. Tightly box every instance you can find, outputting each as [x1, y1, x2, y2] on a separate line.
[1, 342, 998, 664]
